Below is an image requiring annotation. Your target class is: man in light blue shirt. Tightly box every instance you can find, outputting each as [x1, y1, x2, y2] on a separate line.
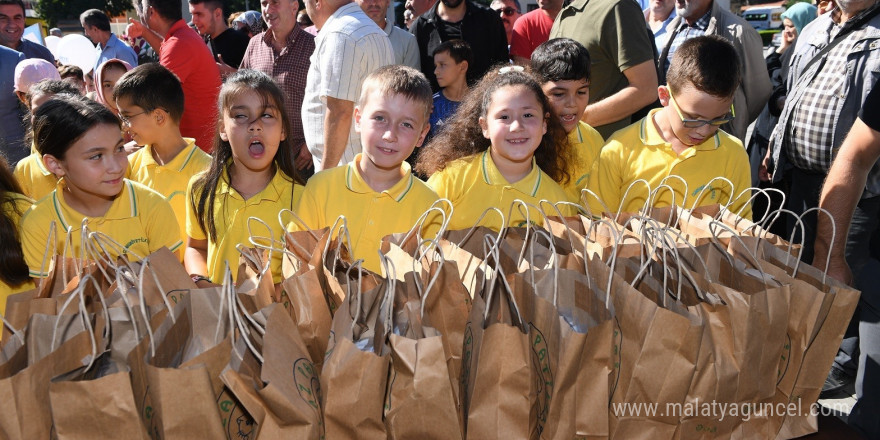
[0, 45, 26, 167]
[81, 9, 139, 74]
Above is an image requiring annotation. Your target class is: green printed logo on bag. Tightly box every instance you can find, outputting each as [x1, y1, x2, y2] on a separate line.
[217, 388, 255, 440]
[293, 358, 322, 411]
[530, 324, 553, 431]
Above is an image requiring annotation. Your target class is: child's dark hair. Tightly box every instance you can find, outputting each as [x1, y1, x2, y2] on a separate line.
[358, 65, 433, 121]
[25, 79, 82, 108]
[530, 38, 591, 84]
[416, 65, 572, 184]
[144, 0, 183, 21]
[57, 65, 85, 82]
[432, 39, 473, 67]
[113, 63, 185, 123]
[23, 80, 83, 144]
[191, 69, 303, 242]
[32, 94, 120, 159]
[666, 35, 741, 99]
[0, 155, 29, 288]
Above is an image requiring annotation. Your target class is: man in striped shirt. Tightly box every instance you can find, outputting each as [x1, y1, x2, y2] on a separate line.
[302, 0, 394, 171]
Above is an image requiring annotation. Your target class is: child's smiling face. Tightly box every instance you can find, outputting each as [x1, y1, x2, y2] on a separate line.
[355, 89, 429, 174]
[480, 84, 548, 172]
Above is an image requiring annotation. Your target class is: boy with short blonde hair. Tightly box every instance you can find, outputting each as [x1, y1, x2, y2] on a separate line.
[587, 36, 752, 218]
[294, 65, 440, 274]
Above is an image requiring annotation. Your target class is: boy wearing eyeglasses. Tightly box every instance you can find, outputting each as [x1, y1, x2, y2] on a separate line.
[115, 63, 212, 248]
[586, 35, 752, 219]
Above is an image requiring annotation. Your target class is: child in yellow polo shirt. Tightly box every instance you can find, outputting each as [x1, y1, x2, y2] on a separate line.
[0, 157, 34, 316]
[13, 80, 82, 201]
[531, 38, 606, 200]
[416, 66, 575, 231]
[293, 65, 440, 274]
[185, 70, 305, 286]
[20, 95, 182, 278]
[587, 36, 752, 219]
[115, 64, 211, 246]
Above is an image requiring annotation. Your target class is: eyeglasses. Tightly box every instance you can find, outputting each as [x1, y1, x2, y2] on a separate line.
[119, 110, 147, 126]
[667, 89, 735, 128]
[494, 6, 517, 16]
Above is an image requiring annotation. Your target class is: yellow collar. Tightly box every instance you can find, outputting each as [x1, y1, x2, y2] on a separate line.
[52, 179, 139, 230]
[140, 138, 200, 172]
[344, 153, 415, 202]
[217, 165, 293, 203]
[480, 150, 542, 197]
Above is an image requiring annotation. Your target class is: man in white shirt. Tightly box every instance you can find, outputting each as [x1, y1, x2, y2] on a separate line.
[302, 0, 394, 170]
[357, 0, 420, 69]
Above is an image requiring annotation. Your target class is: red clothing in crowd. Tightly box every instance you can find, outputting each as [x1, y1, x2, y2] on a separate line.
[160, 19, 222, 152]
[510, 9, 555, 61]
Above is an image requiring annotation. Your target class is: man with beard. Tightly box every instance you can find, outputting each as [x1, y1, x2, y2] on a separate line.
[302, 0, 394, 170]
[764, 0, 880, 435]
[240, 0, 316, 173]
[0, 0, 52, 63]
[509, 0, 561, 65]
[357, 0, 420, 68]
[410, 0, 508, 90]
[81, 9, 139, 73]
[189, 0, 250, 77]
[656, 0, 770, 142]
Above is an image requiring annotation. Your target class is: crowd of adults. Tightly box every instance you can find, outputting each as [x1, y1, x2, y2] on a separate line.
[0, 0, 878, 435]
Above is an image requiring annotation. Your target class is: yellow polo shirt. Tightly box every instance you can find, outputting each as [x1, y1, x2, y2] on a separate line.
[186, 169, 304, 284]
[127, 139, 211, 243]
[13, 143, 57, 201]
[427, 150, 574, 231]
[563, 121, 605, 200]
[20, 179, 183, 278]
[1, 193, 36, 315]
[587, 109, 752, 219]
[293, 154, 440, 274]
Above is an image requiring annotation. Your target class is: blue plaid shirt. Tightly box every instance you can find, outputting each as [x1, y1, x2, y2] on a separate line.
[662, 10, 712, 75]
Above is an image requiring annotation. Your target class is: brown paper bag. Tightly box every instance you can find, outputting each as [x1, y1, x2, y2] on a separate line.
[461, 251, 534, 439]
[540, 258, 615, 440]
[384, 259, 461, 439]
[221, 303, 324, 439]
[602, 254, 704, 440]
[49, 369, 150, 440]
[321, 261, 396, 440]
[0, 310, 105, 439]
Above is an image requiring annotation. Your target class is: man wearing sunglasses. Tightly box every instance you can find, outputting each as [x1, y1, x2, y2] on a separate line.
[587, 36, 751, 219]
[490, 0, 521, 45]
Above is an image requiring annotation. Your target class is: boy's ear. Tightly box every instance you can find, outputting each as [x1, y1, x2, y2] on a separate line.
[43, 154, 65, 177]
[353, 106, 362, 133]
[460, 60, 469, 75]
[543, 112, 549, 135]
[658, 85, 671, 107]
[479, 116, 489, 139]
[415, 120, 431, 148]
[153, 108, 167, 125]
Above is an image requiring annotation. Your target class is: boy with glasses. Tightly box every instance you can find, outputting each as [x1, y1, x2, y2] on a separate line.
[586, 36, 752, 218]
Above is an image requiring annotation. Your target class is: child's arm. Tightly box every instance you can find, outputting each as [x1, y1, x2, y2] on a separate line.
[184, 237, 213, 287]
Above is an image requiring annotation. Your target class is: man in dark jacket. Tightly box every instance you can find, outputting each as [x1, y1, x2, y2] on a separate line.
[410, 0, 508, 91]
